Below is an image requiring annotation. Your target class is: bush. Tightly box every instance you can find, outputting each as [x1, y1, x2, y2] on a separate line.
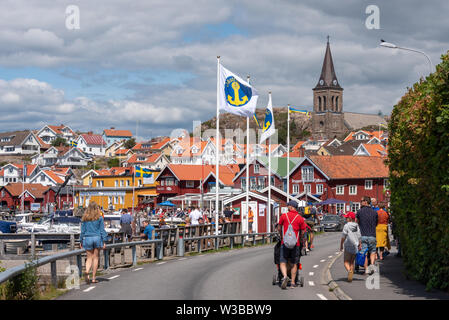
[388, 51, 449, 290]
[107, 157, 120, 168]
[3, 261, 39, 300]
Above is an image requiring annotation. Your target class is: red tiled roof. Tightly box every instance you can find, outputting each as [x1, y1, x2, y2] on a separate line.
[81, 133, 106, 146]
[309, 155, 389, 179]
[103, 129, 133, 137]
[162, 164, 237, 183]
[115, 149, 131, 155]
[292, 141, 306, 151]
[43, 171, 65, 184]
[48, 125, 75, 136]
[2, 183, 49, 198]
[358, 144, 387, 157]
[151, 137, 170, 150]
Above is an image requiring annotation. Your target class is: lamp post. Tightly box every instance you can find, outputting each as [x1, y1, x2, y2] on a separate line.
[380, 40, 433, 74]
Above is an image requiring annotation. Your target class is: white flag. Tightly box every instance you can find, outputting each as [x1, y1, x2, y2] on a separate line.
[259, 94, 275, 144]
[218, 64, 258, 118]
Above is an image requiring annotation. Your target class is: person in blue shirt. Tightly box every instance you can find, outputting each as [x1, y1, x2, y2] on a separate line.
[141, 220, 157, 240]
[80, 201, 108, 284]
[371, 198, 380, 212]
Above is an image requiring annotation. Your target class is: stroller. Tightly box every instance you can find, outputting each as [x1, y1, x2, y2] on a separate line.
[272, 232, 305, 288]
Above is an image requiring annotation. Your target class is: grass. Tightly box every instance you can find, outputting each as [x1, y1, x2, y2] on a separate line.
[36, 285, 68, 300]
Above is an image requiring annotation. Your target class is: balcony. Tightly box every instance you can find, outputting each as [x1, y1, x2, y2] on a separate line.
[156, 185, 180, 194]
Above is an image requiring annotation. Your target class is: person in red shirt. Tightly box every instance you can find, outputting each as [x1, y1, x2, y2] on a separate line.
[277, 201, 307, 289]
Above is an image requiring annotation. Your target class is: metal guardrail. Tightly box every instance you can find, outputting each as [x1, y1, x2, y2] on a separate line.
[0, 228, 276, 289]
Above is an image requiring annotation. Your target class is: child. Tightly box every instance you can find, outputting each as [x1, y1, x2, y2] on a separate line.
[339, 212, 362, 282]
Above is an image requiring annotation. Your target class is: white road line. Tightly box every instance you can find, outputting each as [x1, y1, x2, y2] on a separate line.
[157, 262, 167, 265]
[107, 275, 120, 280]
[308, 281, 315, 286]
[83, 286, 95, 292]
[317, 294, 328, 300]
[328, 255, 333, 258]
[178, 258, 187, 261]
[309, 272, 314, 276]
[313, 265, 319, 268]
[133, 268, 144, 271]
[320, 259, 326, 262]
[335, 251, 340, 255]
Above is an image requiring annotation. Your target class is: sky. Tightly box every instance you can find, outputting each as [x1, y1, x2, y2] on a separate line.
[0, 0, 448, 141]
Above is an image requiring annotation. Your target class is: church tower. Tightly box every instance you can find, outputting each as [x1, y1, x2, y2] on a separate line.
[311, 37, 346, 140]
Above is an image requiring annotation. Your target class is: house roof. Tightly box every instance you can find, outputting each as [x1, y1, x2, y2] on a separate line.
[47, 125, 75, 136]
[356, 144, 387, 157]
[2, 183, 48, 198]
[126, 153, 164, 164]
[115, 149, 131, 155]
[323, 140, 365, 156]
[80, 133, 106, 146]
[103, 129, 133, 137]
[151, 137, 171, 150]
[0, 130, 33, 147]
[0, 164, 38, 177]
[159, 164, 238, 182]
[292, 141, 306, 151]
[309, 155, 389, 179]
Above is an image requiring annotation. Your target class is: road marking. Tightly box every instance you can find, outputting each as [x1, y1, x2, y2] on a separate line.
[335, 251, 340, 255]
[157, 262, 167, 265]
[83, 286, 95, 292]
[313, 265, 319, 268]
[320, 259, 326, 262]
[317, 294, 328, 300]
[178, 258, 187, 261]
[309, 272, 314, 276]
[308, 281, 315, 286]
[107, 275, 120, 280]
[328, 255, 333, 258]
[133, 268, 144, 271]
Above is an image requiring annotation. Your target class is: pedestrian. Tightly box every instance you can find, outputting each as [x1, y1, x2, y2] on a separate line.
[371, 198, 380, 211]
[356, 196, 378, 275]
[80, 201, 108, 284]
[248, 207, 254, 233]
[223, 206, 234, 221]
[277, 201, 307, 289]
[339, 212, 362, 282]
[119, 208, 133, 241]
[376, 202, 391, 260]
[140, 220, 157, 240]
[184, 216, 191, 227]
[189, 206, 202, 225]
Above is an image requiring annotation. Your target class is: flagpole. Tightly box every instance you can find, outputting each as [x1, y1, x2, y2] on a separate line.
[287, 104, 290, 204]
[215, 56, 220, 236]
[245, 75, 251, 234]
[267, 92, 272, 233]
[22, 162, 25, 214]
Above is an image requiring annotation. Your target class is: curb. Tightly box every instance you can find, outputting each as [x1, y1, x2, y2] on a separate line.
[321, 251, 352, 300]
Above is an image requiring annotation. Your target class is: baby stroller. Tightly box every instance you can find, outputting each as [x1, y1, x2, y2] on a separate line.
[272, 232, 305, 288]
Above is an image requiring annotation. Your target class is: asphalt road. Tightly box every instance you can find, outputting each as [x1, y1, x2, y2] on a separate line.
[59, 232, 343, 300]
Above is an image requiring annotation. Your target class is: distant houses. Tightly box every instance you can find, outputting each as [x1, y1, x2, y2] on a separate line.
[0, 130, 40, 155]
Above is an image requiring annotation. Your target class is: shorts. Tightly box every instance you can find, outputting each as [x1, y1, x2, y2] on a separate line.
[280, 244, 300, 265]
[305, 219, 315, 228]
[83, 236, 103, 251]
[249, 222, 253, 230]
[361, 236, 377, 254]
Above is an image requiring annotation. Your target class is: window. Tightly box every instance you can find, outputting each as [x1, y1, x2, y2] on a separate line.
[292, 184, 299, 194]
[250, 177, 257, 189]
[254, 164, 260, 174]
[336, 203, 345, 213]
[241, 178, 246, 189]
[127, 180, 131, 187]
[301, 166, 314, 182]
[120, 196, 124, 204]
[384, 179, 389, 190]
[96, 181, 104, 187]
[336, 185, 344, 195]
[351, 202, 361, 212]
[40, 175, 45, 182]
[121, 180, 124, 187]
[365, 180, 373, 190]
[349, 185, 357, 195]
[115, 180, 118, 187]
[316, 184, 323, 194]
[305, 184, 311, 194]
[186, 181, 194, 188]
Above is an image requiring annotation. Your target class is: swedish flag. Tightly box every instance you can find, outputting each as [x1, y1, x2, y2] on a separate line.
[135, 165, 152, 178]
[288, 106, 311, 117]
[69, 140, 78, 147]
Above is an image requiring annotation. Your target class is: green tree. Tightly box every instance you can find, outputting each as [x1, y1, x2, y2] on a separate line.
[51, 137, 68, 147]
[388, 51, 449, 290]
[124, 138, 136, 149]
[107, 157, 120, 168]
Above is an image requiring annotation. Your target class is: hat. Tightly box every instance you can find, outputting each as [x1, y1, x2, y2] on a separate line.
[287, 200, 298, 209]
[343, 212, 356, 219]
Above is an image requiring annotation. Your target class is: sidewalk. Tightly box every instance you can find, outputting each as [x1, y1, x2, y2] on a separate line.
[329, 243, 449, 300]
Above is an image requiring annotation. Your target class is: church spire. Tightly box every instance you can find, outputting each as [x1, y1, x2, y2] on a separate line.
[314, 36, 342, 90]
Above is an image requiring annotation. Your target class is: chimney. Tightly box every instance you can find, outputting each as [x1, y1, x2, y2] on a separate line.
[88, 131, 93, 135]
[111, 127, 115, 130]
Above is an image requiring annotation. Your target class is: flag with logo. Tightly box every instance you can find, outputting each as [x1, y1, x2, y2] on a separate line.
[135, 165, 154, 184]
[218, 64, 259, 118]
[259, 94, 275, 144]
[253, 113, 262, 129]
[288, 106, 311, 117]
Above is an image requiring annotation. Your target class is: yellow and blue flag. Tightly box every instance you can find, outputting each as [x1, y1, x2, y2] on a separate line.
[218, 63, 259, 118]
[69, 140, 78, 147]
[135, 165, 154, 184]
[260, 94, 275, 144]
[288, 106, 311, 117]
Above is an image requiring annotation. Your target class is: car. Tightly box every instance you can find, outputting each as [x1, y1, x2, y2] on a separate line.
[321, 214, 345, 232]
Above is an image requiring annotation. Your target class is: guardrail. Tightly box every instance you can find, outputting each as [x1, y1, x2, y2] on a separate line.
[0, 227, 276, 289]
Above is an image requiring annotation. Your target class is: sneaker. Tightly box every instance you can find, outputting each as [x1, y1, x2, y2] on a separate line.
[306, 248, 310, 252]
[281, 277, 289, 290]
[290, 283, 298, 289]
[347, 270, 354, 282]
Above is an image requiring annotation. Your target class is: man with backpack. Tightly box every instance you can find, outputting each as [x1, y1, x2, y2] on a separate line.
[277, 201, 307, 289]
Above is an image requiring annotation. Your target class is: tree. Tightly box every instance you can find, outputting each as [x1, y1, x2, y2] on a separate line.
[124, 138, 136, 149]
[107, 158, 120, 168]
[388, 51, 449, 290]
[51, 137, 68, 147]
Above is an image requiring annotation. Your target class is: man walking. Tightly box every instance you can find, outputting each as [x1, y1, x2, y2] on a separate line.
[356, 196, 378, 274]
[277, 201, 307, 289]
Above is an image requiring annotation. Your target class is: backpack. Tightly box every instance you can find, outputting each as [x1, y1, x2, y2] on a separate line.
[283, 213, 299, 249]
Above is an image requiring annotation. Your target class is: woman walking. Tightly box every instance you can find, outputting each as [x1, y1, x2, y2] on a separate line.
[376, 203, 391, 260]
[80, 201, 108, 284]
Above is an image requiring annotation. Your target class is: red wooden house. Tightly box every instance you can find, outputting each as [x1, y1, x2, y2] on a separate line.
[0, 183, 48, 212]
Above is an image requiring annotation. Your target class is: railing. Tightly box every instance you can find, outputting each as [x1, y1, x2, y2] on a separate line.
[0, 222, 277, 289]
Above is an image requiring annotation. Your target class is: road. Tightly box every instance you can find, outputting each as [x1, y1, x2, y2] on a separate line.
[59, 232, 342, 300]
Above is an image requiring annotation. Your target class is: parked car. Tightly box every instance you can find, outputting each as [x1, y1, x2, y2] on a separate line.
[321, 214, 345, 232]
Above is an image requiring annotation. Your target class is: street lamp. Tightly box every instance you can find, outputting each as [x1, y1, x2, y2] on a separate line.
[380, 39, 433, 74]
